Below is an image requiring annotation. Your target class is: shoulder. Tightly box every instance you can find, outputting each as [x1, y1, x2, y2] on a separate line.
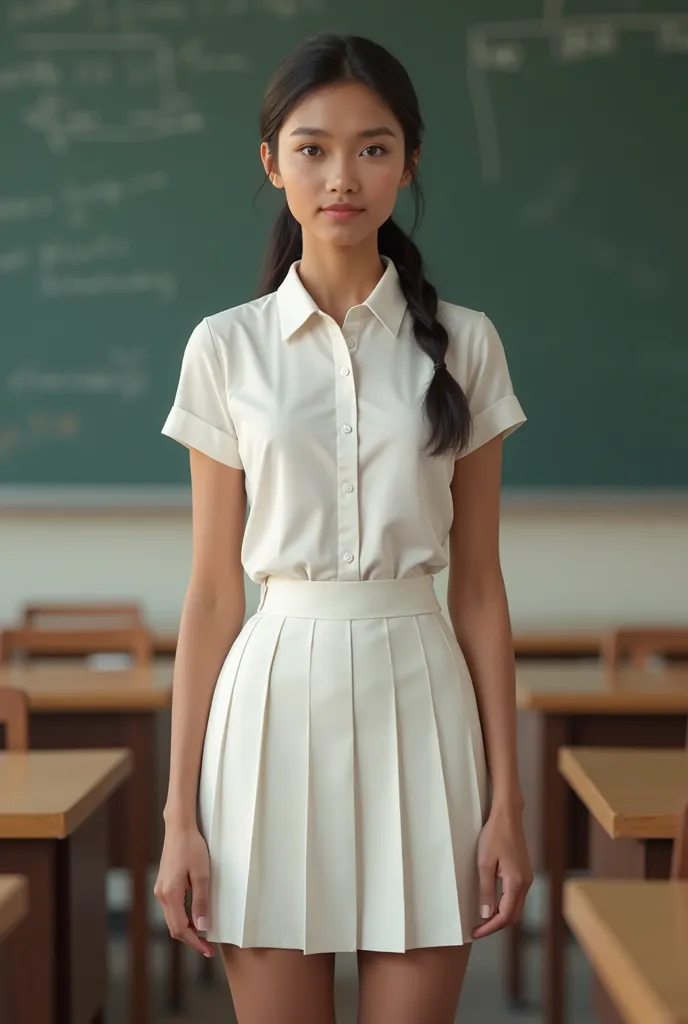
[436, 300, 495, 384]
[180, 292, 277, 372]
[204, 292, 276, 348]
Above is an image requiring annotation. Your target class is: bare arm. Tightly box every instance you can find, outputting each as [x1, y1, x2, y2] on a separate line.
[447, 434, 522, 810]
[163, 447, 247, 828]
[448, 433, 532, 938]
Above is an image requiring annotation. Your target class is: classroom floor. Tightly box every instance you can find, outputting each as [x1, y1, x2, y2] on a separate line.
[106, 928, 595, 1023]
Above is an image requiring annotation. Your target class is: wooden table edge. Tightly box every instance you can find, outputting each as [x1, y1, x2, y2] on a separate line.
[64, 747, 133, 836]
[24, 692, 171, 713]
[559, 747, 685, 839]
[564, 880, 683, 1024]
[0, 875, 29, 943]
[558, 747, 618, 837]
[516, 690, 688, 713]
[0, 749, 134, 840]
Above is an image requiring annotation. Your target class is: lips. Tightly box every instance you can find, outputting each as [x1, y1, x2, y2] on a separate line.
[322, 204, 362, 212]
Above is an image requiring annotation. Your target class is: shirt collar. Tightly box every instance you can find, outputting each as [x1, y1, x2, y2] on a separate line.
[276, 255, 408, 342]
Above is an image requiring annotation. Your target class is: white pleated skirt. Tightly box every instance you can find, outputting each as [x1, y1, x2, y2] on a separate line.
[198, 574, 489, 953]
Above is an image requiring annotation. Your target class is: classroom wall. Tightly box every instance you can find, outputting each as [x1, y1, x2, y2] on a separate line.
[2, 506, 687, 627]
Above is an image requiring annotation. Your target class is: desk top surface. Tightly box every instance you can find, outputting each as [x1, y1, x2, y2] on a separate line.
[0, 663, 173, 712]
[0, 875, 29, 942]
[0, 749, 132, 839]
[564, 879, 688, 1024]
[517, 662, 688, 713]
[558, 747, 688, 838]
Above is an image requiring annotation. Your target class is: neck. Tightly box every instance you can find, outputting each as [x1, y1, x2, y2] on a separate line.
[297, 232, 385, 327]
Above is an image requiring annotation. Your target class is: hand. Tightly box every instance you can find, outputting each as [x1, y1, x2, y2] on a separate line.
[471, 803, 533, 940]
[154, 824, 216, 957]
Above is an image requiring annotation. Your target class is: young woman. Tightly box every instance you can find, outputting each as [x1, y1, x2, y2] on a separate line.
[155, 32, 533, 1024]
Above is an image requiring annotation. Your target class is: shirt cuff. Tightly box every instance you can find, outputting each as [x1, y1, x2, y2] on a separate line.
[162, 406, 244, 470]
[458, 394, 526, 459]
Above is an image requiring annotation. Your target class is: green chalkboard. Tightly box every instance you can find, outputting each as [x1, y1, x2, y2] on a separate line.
[1, 1, 687, 505]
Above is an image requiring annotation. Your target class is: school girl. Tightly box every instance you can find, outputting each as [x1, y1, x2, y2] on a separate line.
[155, 31, 533, 1024]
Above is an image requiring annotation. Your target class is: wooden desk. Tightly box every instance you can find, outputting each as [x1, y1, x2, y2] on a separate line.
[564, 879, 688, 1024]
[0, 664, 172, 1024]
[0, 749, 131, 1024]
[514, 662, 688, 1024]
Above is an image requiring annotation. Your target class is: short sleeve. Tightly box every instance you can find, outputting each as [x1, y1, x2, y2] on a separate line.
[161, 319, 243, 470]
[457, 312, 526, 459]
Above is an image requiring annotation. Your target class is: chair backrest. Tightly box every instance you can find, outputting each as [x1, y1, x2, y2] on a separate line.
[671, 799, 688, 880]
[0, 626, 153, 666]
[0, 687, 29, 751]
[602, 627, 688, 670]
[21, 602, 143, 630]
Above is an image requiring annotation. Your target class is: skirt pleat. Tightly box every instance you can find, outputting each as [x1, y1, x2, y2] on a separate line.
[198, 576, 489, 952]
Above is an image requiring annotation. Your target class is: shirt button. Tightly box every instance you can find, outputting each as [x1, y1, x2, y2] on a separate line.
[343, 483, 354, 493]
[346, 339, 355, 349]
[340, 367, 350, 376]
[343, 551, 354, 563]
[341, 424, 352, 434]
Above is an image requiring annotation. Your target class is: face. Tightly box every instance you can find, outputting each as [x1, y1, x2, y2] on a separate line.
[261, 80, 418, 247]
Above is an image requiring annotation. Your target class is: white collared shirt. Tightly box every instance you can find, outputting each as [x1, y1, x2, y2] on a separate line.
[162, 256, 526, 584]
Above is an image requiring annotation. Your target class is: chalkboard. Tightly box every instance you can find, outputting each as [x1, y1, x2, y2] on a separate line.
[2, 0, 687, 506]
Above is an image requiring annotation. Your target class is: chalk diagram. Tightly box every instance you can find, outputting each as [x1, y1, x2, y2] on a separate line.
[467, 0, 688, 184]
[16, 33, 205, 152]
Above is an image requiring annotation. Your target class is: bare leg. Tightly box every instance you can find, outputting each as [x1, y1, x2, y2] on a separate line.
[218, 945, 337, 1024]
[357, 944, 472, 1024]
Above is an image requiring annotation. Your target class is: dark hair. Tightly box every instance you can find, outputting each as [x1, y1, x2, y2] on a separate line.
[256, 33, 471, 459]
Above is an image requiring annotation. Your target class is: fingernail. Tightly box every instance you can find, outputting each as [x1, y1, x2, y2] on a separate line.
[204, 952, 212, 958]
[481, 905, 492, 919]
[196, 916, 208, 931]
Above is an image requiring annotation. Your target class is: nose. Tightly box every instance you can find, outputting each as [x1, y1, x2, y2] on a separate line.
[326, 155, 359, 195]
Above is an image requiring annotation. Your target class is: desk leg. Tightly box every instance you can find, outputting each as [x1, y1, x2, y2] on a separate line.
[588, 816, 674, 1020]
[0, 841, 56, 1024]
[543, 715, 572, 1024]
[125, 716, 155, 1024]
[589, 819, 673, 881]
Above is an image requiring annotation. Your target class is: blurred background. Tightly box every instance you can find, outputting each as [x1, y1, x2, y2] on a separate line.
[1, 0, 687, 1022]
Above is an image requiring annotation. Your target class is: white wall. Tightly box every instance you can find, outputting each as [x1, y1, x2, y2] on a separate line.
[2, 507, 687, 628]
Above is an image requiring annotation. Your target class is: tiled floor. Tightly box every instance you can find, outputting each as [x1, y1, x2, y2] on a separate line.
[107, 928, 595, 1023]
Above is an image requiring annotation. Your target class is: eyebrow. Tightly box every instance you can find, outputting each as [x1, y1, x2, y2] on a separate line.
[289, 126, 397, 139]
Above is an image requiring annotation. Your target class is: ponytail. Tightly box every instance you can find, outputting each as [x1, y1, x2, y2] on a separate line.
[256, 203, 302, 297]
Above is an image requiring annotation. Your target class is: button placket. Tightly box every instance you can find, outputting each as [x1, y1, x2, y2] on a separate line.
[333, 311, 361, 580]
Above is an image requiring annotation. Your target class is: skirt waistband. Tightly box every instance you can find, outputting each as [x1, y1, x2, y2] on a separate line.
[257, 575, 440, 619]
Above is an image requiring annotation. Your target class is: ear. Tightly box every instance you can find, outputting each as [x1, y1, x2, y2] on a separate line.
[260, 141, 285, 190]
[399, 146, 421, 190]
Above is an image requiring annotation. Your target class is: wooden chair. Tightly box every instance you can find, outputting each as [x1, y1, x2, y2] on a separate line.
[20, 602, 143, 630]
[0, 622, 192, 1010]
[0, 687, 29, 751]
[0, 626, 152, 665]
[602, 626, 688, 671]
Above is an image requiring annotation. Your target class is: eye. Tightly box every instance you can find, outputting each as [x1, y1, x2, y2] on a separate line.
[362, 145, 387, 157]
[298, 145, 321, 157]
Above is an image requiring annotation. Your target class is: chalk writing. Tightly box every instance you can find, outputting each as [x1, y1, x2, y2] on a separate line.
[0, 58, 61, 92]
[18, 33, 205, 149]
[7, 350, 150, 401]
[40, 269, 176, 301]
[38, 236, 131, 270]
[179, 39, 251, 73]
[0, 251, 32, 274]
[61, 170, 169, 228]
[0, 195, 54, 222]
[467, 4, 688, 183]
